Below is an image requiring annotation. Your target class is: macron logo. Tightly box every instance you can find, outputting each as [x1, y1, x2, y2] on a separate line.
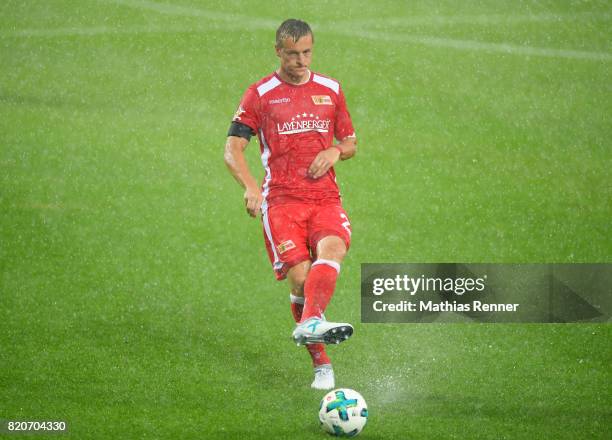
[269, 97, 290, 105]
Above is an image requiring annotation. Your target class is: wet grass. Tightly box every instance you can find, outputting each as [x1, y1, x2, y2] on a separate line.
[1, 1, 610, 438]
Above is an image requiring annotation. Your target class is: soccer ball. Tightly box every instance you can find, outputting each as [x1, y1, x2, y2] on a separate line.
[319, 388, 368, 437]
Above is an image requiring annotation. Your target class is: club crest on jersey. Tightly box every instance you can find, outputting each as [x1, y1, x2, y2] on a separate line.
[233, 105, 245, 121]
[277, 239, 296, 254]
[311, 95, 332, 105]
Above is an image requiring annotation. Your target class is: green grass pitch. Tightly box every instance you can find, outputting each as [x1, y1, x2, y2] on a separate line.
[1, 1, 610, 438]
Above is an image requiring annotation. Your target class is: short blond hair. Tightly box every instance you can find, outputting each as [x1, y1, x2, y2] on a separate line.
[275, 19, 313, 48]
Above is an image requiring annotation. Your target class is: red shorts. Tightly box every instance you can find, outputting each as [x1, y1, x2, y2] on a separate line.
[261, 202, 352, 280]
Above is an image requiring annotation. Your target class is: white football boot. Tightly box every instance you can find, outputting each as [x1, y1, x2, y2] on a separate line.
[311, 364, 335, 390]
[292, 316, 353, 345]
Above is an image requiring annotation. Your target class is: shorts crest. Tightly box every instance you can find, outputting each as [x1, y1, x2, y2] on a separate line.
[277, 239, 297, 254]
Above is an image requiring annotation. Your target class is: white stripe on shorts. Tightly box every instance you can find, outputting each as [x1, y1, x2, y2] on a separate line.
[259, 128, 283, 271]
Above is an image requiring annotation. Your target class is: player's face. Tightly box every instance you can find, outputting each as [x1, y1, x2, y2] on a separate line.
[276, 34, 313, 84]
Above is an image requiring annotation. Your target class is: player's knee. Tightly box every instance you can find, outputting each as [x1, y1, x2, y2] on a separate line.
[291, 281, 305, 296]
[317, 236, 347, 262]
[329, 245, 346, 262]
[288, 261, 310, 295]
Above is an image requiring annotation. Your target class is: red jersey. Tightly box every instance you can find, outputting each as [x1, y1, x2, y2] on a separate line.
[232, 70, 355, 207]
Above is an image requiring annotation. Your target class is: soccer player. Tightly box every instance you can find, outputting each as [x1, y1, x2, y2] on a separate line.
[224, 19, 357, 390]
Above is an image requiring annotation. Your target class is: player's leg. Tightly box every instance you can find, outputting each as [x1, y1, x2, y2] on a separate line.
[292, 235, 353, 344]
[287, 262, 334, 389]
[288, 260, 310, 319]
[301, 235, 346, 319]
[261, 203, 333, 387]
[289, 261, 331, 367]
[292, 205, 353, 345]
[303, 203, 352, 321]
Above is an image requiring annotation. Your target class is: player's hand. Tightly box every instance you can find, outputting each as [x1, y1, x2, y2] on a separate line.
[308, 147, 341, 179]
[244, 185, 263, 217]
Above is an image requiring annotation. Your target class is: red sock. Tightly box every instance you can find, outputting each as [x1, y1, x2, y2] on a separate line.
[301, 259, 340, 321]
[306, 343, 330, 367]
[290, 298, 304, 322]
[290, 294, 330, 367]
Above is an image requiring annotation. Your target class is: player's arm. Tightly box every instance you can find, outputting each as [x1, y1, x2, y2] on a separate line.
[307, 136, 357, 179]
[308, 84, 357, 179]
[224, 122, 262, 218]
[335, 136, 357, 160]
